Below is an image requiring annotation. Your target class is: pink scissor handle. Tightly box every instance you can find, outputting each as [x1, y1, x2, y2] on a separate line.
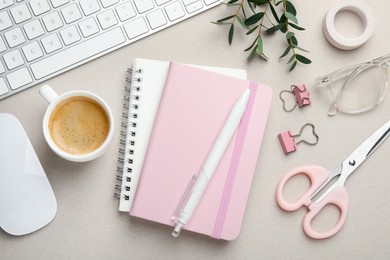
[276, 166, 329, 211]
[303, 186, 349, 239]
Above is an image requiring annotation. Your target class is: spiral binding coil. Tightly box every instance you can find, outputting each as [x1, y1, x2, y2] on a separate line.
[114, 67, 143, 201]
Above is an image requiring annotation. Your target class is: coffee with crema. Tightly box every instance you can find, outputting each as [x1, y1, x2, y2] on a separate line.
[49, 96, 110, 155]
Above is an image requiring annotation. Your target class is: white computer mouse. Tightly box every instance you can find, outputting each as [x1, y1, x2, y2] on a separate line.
[0, 113, 57, 236]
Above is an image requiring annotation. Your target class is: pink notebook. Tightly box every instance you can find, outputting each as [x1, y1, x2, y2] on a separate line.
[130, 63, 272, 240]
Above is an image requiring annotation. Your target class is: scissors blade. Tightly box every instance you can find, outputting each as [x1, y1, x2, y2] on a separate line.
[340, 119, 390, 182]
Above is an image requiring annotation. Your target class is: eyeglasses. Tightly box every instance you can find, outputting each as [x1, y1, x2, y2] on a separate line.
[315, 54, 390, 116]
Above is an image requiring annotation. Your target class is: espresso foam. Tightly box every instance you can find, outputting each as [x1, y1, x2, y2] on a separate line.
[49, 96, 110, 155]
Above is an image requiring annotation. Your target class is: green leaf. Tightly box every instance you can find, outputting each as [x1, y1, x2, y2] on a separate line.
[287, 54, 295, 64]
[266, 23, 283, 33]
[226, 2, 240, 6]
[244, 36, 259, 51]
[296, 54, 312, 64]
[246, 25, 259, 35]
[269, 4, 280, 23]
[280, 24, 287, 33]
[260, 52, 269, 60]
[216, 15, 235, 23]
[247, 46, 257, 61]
[285, 1, 297, 16]
[289, 22, 305, 30]
[294, 45, 309, 52]
[288, 36, 298, 46]
[285, 12, 298, 24]
[248, 0, 269, 5]
[228, 24, 234, 45]
[227, 0, 239, 4]
[257, 36, 263, 54]
[289, 60, 297, 71]
[241, 5, 247, 19]
[279, 13, 286, 23]
[245, 12, 264, 26]
[237, 16, 249, 29]
[279, 15, 287, 33]
[279, 46, 291, 58]
[286, 31, 295, 39]
[274, 0, 283, 6]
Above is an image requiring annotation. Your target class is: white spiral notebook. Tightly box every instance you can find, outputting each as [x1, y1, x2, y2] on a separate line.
[115, 58, 247, 212]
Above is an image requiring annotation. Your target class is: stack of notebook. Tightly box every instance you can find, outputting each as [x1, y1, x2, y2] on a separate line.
[115, 58, 272, 240]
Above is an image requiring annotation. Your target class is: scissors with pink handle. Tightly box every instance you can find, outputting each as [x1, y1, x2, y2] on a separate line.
[276, 120, 390, 239]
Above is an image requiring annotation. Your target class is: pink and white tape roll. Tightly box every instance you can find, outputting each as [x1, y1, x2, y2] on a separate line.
[323, 0, 375, 50]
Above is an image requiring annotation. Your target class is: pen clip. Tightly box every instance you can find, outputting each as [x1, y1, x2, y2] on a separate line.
[171, 174, 197, 224]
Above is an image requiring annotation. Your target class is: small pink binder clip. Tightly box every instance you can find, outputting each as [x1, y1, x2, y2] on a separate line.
[278, 123, 319, 154]
[278, 131, 297, 154]
[279, 84, 311, 112]
[292, 84, 311, 107]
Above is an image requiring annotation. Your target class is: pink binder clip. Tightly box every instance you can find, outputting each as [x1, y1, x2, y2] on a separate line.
[278, 131, 297, 154]
[278, 123, 319, 154]
[292, 84, 311, 107]
[279, 84, 311, 112]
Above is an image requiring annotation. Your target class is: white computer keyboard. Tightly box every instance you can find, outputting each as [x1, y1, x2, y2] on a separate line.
[0, 0, 221, 100]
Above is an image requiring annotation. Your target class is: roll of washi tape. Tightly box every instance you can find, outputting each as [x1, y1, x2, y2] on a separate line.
[323, 0, 375, 50]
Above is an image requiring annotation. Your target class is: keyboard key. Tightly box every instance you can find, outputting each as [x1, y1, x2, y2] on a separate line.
[10, 3, 32, 24]
[182, 0, 196, 5]
[79, 17, 99, 37]
[97, 9, 118, 30]
[61, 3, 82, 23]
[204, 0, 218, 5]
[133, 0, 154, 14]
[24, 19, 45, 40]
[155, 0, 171, 5]
[60, 25, 81, 45]
[31, 27, 126, 80]
[0, 0, 13, 10]
[0, 60, 5, 73]
[3, 49, 24, 70]
[50, 0, 69, 8]
[185, 1, 202, 13]
[100, 0, 118, 8]
[123, 17, 148, 39]
[6, 67, 32, 90]
[41, 33, 62, 53]
[146, 9, 166, 29]
[0, 11, 13, 31]
[164, 1, 184, 21]
[42, 11, 64, 31]
[29, 0, 51, 16]
[79, 0, 100, 16]
[0, 36, 6, 52]
[78, 17, 99, 37]
[4, 27, 26, 48]
[22, 41, 44, 61]
[0, 78, 8, 95]
[154, 0, 171, 5]
[115, 2, 136, 22]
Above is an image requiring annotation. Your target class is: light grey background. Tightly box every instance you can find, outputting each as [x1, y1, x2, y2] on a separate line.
[1, 0, 390, 259]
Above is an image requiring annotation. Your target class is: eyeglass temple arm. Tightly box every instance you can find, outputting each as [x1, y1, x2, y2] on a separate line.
[315, 62, 368, 87]
[316, 54, 390, 88]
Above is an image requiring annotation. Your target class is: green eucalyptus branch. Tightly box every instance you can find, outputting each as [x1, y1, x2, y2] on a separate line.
[212, 0, 246, 45]
[213, 0, 311, 71]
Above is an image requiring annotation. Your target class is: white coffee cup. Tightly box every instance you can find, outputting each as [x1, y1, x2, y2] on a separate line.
[40, 85, 115, 162]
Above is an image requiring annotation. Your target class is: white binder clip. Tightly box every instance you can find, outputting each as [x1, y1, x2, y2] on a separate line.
[279, 84, 311, 112]
[278, 123, 319, 154]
